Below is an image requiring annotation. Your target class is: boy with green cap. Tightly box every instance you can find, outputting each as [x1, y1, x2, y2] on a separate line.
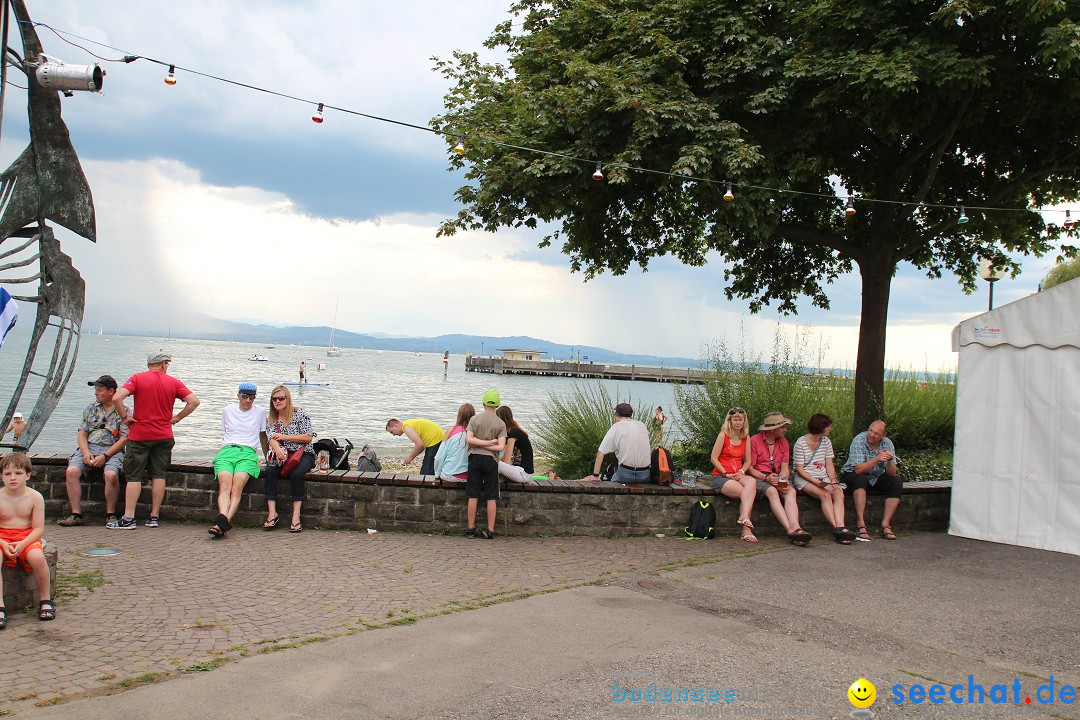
[465, 389, 506, 538]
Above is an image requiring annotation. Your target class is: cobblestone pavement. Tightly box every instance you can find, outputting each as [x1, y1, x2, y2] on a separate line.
[0, 522, 778, 711]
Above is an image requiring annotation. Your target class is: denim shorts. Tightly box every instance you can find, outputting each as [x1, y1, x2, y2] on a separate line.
[68, 443, 124, 475]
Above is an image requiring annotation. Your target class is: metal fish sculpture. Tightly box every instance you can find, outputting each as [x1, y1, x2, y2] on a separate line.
[0, 0, 97, 450]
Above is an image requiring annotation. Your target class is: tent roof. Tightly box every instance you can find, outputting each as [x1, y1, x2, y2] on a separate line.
[953, 277, 1080, 350]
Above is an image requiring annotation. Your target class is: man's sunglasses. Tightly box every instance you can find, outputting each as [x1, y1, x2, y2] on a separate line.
[239, 392, 257, 399]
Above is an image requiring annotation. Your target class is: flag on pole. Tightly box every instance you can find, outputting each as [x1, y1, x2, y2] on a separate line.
[0, 287, 18, 350]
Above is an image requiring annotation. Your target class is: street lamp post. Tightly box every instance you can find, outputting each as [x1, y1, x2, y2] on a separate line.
[978, 258, 1007, 311]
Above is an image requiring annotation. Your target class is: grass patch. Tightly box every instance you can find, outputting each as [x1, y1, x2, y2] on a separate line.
[106, 673, 167, 691]
[12, 692, 38, 701]
[34, 696, 65, 707]
[179, 658, 226, 673]
[54, 567, 107, 600]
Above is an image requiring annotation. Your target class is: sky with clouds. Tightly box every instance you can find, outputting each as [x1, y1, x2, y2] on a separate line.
[2, 0, 1070, 371]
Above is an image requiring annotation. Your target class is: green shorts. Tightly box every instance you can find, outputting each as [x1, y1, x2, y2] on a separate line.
[213, 445, 261, 479]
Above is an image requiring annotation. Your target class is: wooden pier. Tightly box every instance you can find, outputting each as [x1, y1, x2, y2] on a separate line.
[464, 356, 705, 384]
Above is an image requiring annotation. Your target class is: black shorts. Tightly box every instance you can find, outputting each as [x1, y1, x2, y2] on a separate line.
[842, 471, 902, 499]
[466, 455, 500, 501]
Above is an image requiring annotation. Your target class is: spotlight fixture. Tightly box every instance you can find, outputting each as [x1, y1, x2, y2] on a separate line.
[453, 136, 466, 155]
[958, 206, 969, 225]
[34, 55, 104, 93]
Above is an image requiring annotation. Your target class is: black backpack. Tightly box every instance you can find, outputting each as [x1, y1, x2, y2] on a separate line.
[684, 500, 716, 539]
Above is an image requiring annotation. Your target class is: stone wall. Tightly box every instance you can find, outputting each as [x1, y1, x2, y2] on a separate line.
[2, 544, 57, 610]
[28, 455, 951, 538]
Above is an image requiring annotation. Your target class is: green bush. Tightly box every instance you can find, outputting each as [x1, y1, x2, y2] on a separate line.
[674, 332, 955, 471]
[674, 332, 854, 471]
[534, 384, 653, 479]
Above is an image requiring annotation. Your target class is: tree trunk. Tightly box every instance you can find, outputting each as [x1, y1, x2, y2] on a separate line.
[852, 260, 894, 434]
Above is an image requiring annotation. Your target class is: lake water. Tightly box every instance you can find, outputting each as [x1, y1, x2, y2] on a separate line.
[1, 333, 681, 461]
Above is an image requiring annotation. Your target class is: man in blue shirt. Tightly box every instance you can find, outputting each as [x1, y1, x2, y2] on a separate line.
[841, 420, 901, 541]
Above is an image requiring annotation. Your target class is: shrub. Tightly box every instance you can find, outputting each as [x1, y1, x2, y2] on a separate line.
[674, 332, 955, 471]
[534, 384, 652, 479]
[674, 331, 854, 471]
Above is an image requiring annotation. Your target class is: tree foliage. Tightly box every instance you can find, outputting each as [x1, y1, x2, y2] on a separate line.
[434, 0, 1080, 427]
[1043, 255, 1080, 289]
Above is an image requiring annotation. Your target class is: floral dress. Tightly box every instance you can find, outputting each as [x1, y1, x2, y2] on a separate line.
[265, 408, 315, 464]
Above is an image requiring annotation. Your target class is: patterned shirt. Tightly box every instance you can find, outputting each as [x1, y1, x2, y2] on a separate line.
[265, 408, 315, 464]
[80, 401, 129, 447]
[841, 431, 898, 485]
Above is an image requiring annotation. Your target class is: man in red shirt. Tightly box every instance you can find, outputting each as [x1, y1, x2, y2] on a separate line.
[109, 352, 200, 529]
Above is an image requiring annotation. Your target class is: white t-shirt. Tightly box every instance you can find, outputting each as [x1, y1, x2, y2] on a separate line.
[598, 418, 651, 468]
[221, 404, 268, 450]
[792, 435, 834, 482]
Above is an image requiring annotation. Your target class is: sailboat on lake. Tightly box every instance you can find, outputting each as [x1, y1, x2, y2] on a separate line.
[327, 299, 342, 357]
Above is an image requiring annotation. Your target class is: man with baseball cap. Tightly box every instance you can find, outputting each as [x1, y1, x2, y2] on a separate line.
[57, 375, 130, 527]
[4, 411, 26, 445]
[590, 403, 652, 484]
[464, 389, 507, 538]
[208, 382, 269, 538]
[109, 352, 200, 529]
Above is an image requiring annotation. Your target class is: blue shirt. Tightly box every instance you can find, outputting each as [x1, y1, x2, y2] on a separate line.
[841, 431, 897, 485]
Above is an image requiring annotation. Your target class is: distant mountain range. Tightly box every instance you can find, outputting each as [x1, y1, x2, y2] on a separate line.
[82, 310, 700, 368]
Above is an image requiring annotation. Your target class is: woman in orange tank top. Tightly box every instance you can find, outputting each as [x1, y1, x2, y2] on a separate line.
[710, 407, 757, 541]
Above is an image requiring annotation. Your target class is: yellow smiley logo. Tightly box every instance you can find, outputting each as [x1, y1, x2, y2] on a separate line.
[848, 678, 876, 709]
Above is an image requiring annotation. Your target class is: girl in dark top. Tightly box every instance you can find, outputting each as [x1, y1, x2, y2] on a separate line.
[496, 405, 533, 473]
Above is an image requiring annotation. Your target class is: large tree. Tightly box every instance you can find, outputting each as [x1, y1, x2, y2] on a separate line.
[433, 0, 1080, 427]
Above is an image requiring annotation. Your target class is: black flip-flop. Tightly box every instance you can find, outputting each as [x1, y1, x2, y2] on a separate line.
[787, 529, 813, 544]
[263, 515, 280, 530]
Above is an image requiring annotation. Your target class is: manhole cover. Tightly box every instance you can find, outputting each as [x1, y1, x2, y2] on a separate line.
[637, 579, 673, 591]
[81, 548, 121, 557]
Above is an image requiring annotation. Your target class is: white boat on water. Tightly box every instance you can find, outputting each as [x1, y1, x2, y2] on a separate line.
[248, 355, 269, 362]
[327, 299, 342, 357]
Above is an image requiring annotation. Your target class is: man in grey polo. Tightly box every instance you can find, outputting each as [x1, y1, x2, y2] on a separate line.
[58, 375, 129, 527]
[590, 403, 652, 484]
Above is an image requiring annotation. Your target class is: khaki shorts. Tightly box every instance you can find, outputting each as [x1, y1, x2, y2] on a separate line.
[123, 438, 175, 483]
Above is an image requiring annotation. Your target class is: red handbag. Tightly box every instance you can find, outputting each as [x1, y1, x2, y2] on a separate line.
[279, 448, 304, 476]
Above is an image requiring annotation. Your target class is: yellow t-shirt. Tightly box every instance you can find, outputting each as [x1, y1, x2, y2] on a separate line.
[403, 418, 444, 448]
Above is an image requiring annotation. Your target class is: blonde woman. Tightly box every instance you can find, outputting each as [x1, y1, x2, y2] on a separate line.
[709, 407, 757, 541]
[261, 385, 315, 533]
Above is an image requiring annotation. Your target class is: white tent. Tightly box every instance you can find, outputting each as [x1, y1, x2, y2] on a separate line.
[950, 278, 1080, 556]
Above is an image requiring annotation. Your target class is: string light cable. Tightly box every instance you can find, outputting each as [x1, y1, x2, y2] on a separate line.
[23, 19, 1079, 223]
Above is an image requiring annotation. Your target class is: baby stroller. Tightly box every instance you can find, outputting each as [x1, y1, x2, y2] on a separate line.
[312, 437, 354, 470]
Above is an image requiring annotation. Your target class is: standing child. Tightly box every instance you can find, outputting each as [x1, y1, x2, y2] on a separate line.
[0, 453, 55, 626]
[465, 390, 506, 539]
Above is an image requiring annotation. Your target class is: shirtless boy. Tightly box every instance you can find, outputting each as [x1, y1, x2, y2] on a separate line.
[0, 453, 54, 627]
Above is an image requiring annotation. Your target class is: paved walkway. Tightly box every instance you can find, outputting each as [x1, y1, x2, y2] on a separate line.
[4, 528, 1078, 720]
[0, 521, 773, 710]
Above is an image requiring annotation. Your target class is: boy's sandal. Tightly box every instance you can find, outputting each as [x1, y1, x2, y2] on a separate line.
[478, 528, 495, 539]
[263, 515, 280, 530]
[880, 525, 897, 540]
[289, 522, 303, 533]
[0, 606, 7, 629]
[38, 599, 56, 622]
[855, 526, 872, 542]
[216, 513, 232, 532]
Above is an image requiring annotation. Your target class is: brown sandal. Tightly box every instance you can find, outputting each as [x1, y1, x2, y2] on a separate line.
[880, 525, 897, 540]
